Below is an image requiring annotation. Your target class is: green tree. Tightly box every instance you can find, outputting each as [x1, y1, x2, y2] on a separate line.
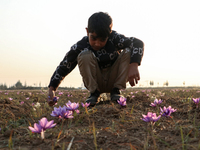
[163, 81, 169, 86]
[0, 83, 7, 90]
[149, 81, 154, 86]
[15, 80, 23, 88]
[24, 81, 27, 87]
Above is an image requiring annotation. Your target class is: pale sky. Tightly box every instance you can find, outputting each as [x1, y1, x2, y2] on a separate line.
[0, 0, 200, 88]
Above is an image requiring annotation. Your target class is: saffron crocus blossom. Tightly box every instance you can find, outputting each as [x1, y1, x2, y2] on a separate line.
[58, 92, 63, 95]
[192, 98, 200, 108]
[51, 106, 62, 117]
[48, 96, 59, 102]
[53, 96, 59, 103]
[160, 106, 176, 117]
[63, 110, 74, 119]
[39, 117, 56, 130]
[28, 122, 42, 133]
[81, 102, 90, 108]
[66, 101, 80, 114]
[47, 96, 59, 106]
[117, 97, 127, 106]
[8, 97, 13, 101]
[28, 117, 56, 139]
[141, 112, 161, 124]
[150, 99, 163, 107]
[51, 106, 73, 119]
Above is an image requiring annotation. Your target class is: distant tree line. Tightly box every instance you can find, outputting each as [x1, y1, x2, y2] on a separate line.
[149, 80, 169, 87]
[0, 83, 8, 90]
[0, 80, 75, 90]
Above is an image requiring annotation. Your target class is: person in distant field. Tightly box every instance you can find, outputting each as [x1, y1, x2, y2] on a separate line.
[47, 12, 144, 106]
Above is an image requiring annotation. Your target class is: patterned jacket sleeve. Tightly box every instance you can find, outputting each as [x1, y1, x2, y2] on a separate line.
[48, 37, 87, 90]
[112, 31, 144, 65]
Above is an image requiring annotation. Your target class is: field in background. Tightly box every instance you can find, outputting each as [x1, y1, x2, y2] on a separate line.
[0, 88, 200, 150]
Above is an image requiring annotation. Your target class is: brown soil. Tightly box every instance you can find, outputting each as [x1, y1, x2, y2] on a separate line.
[0, 88, 200, 150]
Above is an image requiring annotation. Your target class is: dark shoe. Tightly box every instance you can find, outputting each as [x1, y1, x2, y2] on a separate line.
[110, 88, 123, 102]
[85, 90, 100, 106]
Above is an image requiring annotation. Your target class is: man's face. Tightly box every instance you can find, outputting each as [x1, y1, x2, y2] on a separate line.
[86, 28, 108, 51]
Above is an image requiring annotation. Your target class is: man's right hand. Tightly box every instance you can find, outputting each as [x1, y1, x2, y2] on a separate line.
[47, 86, 56, 106]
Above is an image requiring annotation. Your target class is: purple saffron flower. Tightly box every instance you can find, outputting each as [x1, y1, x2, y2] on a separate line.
[39, 117, 56, 130]
[20, 101, 24, 105]
[53, 96, 59, 102]
[28, 123, 42, 133]
[51, 106, 63, 117]
[58, 92, 63, 95]
[117, 97, 127, 106]
[48, 96, 59, 106]
[150, 99, 163, 107]
[51, 106, 73, 119]
[28, 117, 56, 139]
[160, 106, 176, 117]
[192, 98, 200, 108]
[66, 101, 80, 113]
[26, 97, 29, 100]
[63, 110, 74, 119]
[8, 97, 13, 101]
[47, 96, 59, 102]
[141, 112, 161, 124]
[81, 102, 90, 108]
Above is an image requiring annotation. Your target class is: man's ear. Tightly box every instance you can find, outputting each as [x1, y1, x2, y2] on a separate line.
[85, 28, 89, 36]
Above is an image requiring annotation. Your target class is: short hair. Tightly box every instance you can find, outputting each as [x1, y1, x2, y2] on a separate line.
[87, 12, 113, 38]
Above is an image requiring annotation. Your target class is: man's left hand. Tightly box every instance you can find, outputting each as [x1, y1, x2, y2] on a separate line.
[128, 63, 140, 87]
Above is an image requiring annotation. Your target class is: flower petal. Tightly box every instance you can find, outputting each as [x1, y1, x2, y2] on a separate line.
[29, 126, 37, 133]
[45, 120, 54, 129]
[39, 117, 47, 128]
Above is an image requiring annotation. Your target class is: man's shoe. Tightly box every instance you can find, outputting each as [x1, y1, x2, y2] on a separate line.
[110, 88, 123, 102]
[85, 90, 100, 106]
